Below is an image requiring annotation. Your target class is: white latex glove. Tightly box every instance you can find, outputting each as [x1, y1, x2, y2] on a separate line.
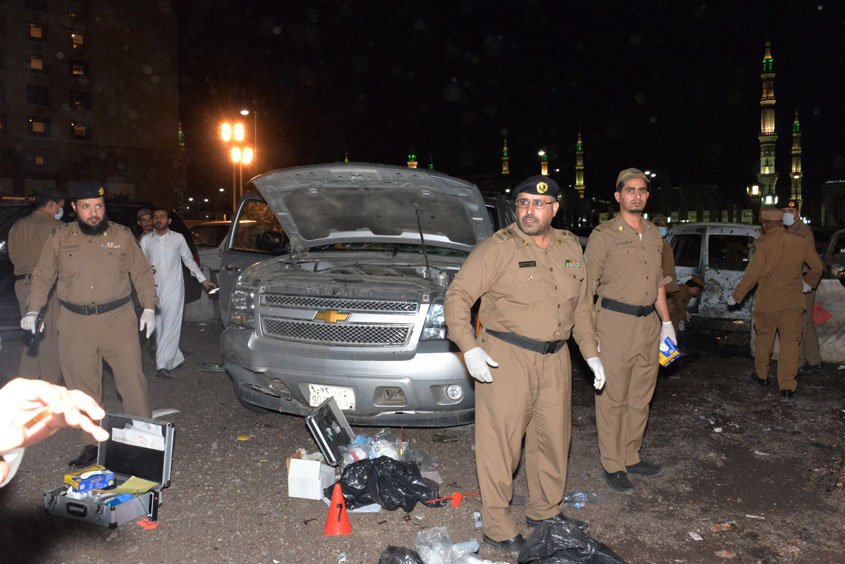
[726, 295, 737, 306]
[20, 312, 40, 335]
[802, 281, 812, 294]
[679, 320, 686, 332]
[463, 347, 498, 383]
[139, 309, 156, 339]
[586, 357, 606, 390]
[659, 321, 677, 348]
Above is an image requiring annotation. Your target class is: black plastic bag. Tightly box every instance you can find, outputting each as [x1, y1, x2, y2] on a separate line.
[517, 518, 625, 563]
[378, 545, 424, 564]
[324, 456, 448, 512]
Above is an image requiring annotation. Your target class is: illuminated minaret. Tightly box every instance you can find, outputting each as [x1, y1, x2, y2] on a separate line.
[757, 41, 778, 201]
[539, 150, 548, 176]
[407, 151, 418, 169]
[574, 132, 585, 199]
[790, 111, 803, 206]
[343, 151, 349, 163]
[427, 155, 435, 170]
[501, 137, 510, 176]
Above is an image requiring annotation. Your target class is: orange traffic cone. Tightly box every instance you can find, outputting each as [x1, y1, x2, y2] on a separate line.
[324, 482, 352, 536]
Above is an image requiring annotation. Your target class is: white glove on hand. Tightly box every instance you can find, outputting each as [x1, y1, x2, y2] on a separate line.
[726, 295, 737, 306]
[139, 309, 156, 339]
[659, 321, 677, 348]
[679, 320, 686, 332]
[802, 281, 812, 294]
[20, 312, 40, 334]
[586, 357, 606, 390]
[463, 347, 498, 383]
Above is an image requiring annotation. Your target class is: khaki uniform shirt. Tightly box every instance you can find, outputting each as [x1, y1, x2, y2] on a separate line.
[444, 223, 598, 359]
[789, 220, 815, 275]
[8, 210, 62, 276]
[670, 285, 692, 324]
[731, 227, 823, 312]
[28, 221, 157, 311]
[584, 215, 669, 306]
[661, 240, 680, 294]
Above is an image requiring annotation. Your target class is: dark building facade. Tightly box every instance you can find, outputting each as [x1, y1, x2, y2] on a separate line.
[0, 0, 183, 204]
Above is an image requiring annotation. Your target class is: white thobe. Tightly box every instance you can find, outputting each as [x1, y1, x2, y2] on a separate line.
[140, 230, 206, 371]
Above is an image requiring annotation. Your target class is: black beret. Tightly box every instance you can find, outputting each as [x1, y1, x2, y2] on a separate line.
[67, 181, 106, 200]
[514, 175, 560, 198]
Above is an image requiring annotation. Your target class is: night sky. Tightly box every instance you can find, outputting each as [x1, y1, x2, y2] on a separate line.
[176, 1, 843, 205]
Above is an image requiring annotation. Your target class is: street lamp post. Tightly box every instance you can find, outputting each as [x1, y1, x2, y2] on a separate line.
[221, 120, 247, 215]
[240, 109, 257, 170]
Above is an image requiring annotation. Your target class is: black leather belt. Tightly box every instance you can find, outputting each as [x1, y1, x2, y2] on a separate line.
[14, 274, 31, 281]
[60, 296, 131, 316]
[486, 329, 565, 355]
[601, 298, 655, 317]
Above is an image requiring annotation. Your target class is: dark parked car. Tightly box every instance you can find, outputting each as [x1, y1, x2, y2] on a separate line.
[0, 197, 200, 327]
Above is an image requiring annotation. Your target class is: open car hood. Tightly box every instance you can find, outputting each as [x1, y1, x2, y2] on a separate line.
[250, 163, 494, 253]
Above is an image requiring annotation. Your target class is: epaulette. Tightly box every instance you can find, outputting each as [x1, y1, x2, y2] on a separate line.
[108, 222, 131, 234]
[51, 223, 72, 235]
[493, 228, 515, 243]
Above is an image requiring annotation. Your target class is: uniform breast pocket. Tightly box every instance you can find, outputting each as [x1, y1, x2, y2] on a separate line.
[58, 245, 80, 270]
[514, 268, 541, 302]
[561, 268, 585, 300]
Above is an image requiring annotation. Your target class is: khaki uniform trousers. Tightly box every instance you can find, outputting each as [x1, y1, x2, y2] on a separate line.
[798, 291, 821, 367]
[56, 302, 151, 436]
[15, 278, 62, 384]
[595, 309, 660, 474]
[753, 306, 803, 392]
[475, 330, 572, 541]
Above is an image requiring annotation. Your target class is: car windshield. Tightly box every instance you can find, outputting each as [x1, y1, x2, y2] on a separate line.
[191, 224, 230, 247]
[308, 242, 468, 257]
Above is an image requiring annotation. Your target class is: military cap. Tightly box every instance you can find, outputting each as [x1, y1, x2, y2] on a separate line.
[514, 175, 560, 198]
[68, 181, 106, 201]
[34, 188, 66, 201]
[760, 206, 783, 221]
[615, 167, 649, 190]
[136, 208, 152, 219]
[651, 213, 668, 226]
[782, 199, 800, 213]
[687, 275, 705, 288]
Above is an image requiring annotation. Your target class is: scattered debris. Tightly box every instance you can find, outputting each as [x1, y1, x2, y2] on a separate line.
[200, 362, 227, 372]
[152, 408, 179, 418]
[236, 434, 250, 441]
[688, 532, 704, 541]
[715, 548, 737, 559]
[714, 427, 723, 433]
[136, 518, 159, 530]
[753, 450, 770, 457]
[710, 520, 737, 532]
[744, 514, 766, 520]
[473, 511, 482, 529]
[563, 491, 601, 509]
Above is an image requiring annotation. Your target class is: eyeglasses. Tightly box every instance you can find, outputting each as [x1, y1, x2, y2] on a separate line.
[515, 198, 555, 210]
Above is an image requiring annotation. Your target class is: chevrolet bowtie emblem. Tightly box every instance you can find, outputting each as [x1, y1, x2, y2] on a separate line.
[314, 309, 349, 323]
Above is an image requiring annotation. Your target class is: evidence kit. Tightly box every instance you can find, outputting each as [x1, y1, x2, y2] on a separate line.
[44, 413, 175, 528]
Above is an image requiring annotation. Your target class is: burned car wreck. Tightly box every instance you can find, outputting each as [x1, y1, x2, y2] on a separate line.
[221, 163, 496, 426]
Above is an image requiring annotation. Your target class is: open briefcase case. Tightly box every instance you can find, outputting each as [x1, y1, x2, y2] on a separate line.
[44, 413, 175, 528]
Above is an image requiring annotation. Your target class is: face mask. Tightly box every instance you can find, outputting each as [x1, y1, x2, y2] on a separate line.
[53, 208, 64, 221]
[657, 226, 669, 238]
[782, 212, 795, 226]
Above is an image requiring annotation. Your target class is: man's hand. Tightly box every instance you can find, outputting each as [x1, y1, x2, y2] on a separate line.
[660, 321, 677, 348]
[726, 295, 737, 306]
[463, 347, 498, 383]
[0, 378, 109, 454]
[202, 280, 217, 291]
[802, 281, 812, 294]
[20, 312, 40, 334]
[139, 309, 156, 338]
[586, 357, 606, 390]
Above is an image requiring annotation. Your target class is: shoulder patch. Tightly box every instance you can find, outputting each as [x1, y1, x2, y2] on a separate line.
[493, 228, 514, 243]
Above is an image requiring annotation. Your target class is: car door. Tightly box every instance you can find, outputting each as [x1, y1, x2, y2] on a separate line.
[669, 229, 704, 314]
[218, 193, 288, 326]
[700, 227, 757, 320]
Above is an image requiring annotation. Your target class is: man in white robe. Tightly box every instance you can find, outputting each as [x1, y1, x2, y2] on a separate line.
[140, 208, 215, 378]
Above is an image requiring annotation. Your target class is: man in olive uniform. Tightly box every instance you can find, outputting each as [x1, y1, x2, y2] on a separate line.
[584, 168, 675, 495]
[782, 201, 822, 374]
[445, 176, 605, 555]
[670, 275, 705, 334]
[729, 207, 823, 402]
[8, 189, 65, 384]
[21, 182, 158, 468]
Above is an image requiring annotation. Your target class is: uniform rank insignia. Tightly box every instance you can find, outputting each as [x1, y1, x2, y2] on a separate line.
[518, 260, 537, 268]
[564, 259, 581, 268]
[101, 242, 121, 249]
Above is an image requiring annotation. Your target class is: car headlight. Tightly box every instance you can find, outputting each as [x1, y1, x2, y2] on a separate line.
[420, 302, 446, 340]
[230, 286, 256, 328]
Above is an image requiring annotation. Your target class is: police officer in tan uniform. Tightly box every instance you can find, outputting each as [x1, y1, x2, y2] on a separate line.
[445, 176, 604, 555]
[21, 182, 158, 468]
[782, 201, 822, 373]
[584, 168, 675, 495]
[8, 189, 65, 384]
[728, 207, 823, 402]
[670, 275, 704, 334]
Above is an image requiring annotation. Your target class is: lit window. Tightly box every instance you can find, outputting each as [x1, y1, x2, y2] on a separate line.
[70, 32, 85, 49]
[69, 91, 90, 110]
[30, 55, 45, 71]
[27, 23, 46, 40]
[70, 60, 87, 77]
[29, 117, 50, 136]
[70, 121, 90, 140]
[34, 154, 46, 167]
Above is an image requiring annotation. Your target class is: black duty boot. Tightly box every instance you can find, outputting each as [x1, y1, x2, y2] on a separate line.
[68, 445, 98, 469]
[602, 470, 635, 494]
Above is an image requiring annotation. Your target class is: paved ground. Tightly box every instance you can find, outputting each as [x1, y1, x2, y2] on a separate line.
[0, 323, 842, 563]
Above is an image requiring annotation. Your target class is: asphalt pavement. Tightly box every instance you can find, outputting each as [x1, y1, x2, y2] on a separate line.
[0, 322, 843, 563]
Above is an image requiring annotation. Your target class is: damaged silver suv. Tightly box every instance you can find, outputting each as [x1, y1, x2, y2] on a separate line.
[220, 163, 499, 426]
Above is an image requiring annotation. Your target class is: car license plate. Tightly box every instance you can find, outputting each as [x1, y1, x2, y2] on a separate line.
[308, 384, 355, 411]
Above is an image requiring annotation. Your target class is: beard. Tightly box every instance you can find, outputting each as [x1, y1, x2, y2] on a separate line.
[516, 214, 550, 237]
[77, 215, 109, 236]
